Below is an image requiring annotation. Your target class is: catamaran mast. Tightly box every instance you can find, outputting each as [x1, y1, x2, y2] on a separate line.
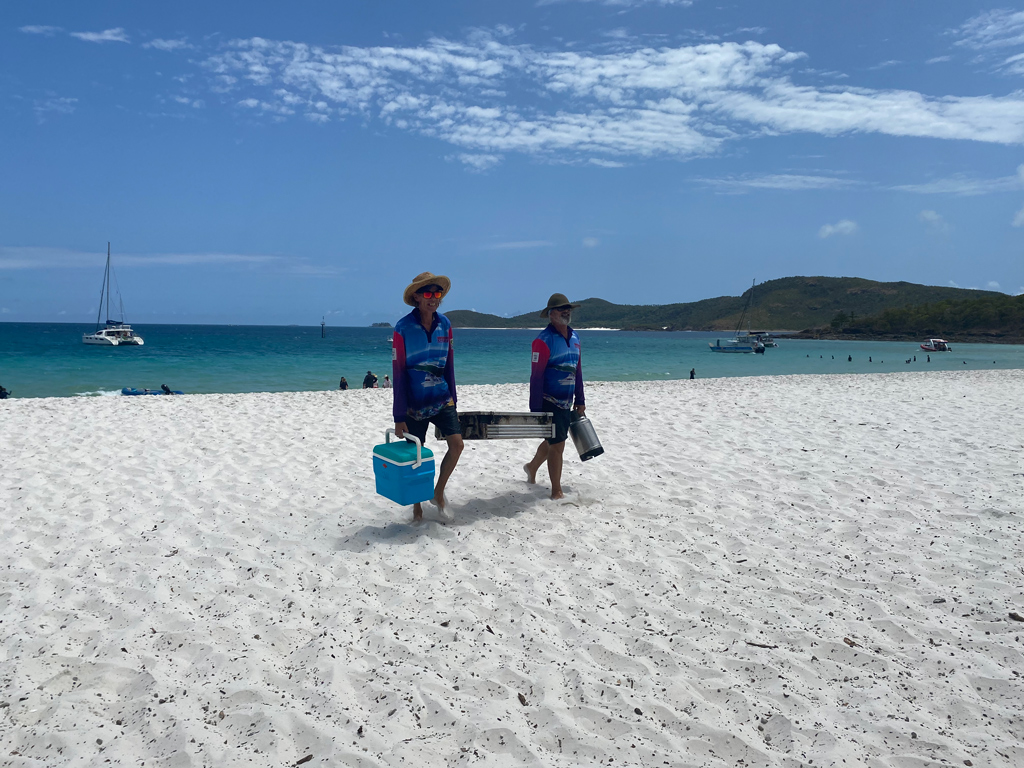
[105, 242, 111, 325]
[735, 279, 755, 335]
[95, 244, 110, 330]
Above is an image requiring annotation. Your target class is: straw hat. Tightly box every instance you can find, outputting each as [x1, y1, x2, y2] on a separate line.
[403, 271, 451, 306]
[540, 292, 581, 318]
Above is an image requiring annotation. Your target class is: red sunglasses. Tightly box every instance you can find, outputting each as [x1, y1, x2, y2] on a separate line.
[418, 290, 444, 298]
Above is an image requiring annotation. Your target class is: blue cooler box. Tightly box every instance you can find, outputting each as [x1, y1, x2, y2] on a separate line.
[373, 430, 435, 505]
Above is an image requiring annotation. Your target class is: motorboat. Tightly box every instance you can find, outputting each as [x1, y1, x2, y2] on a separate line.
[83, 243, 144, 346]
[920, 338, 950, 352]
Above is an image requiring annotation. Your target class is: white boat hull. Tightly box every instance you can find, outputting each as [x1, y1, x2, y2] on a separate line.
[82, 331, 144, 346]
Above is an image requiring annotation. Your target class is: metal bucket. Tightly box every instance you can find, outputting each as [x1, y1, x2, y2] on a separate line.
[569, 413, 604, 461]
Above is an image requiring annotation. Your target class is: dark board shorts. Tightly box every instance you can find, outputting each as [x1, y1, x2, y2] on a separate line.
[542, 400, 572, 445]
[405, 403, 461, 444]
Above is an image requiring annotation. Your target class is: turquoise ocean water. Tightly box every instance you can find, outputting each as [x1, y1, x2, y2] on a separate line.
[1, 322, 1023, 399]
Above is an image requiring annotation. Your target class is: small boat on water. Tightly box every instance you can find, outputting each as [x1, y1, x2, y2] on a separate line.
[83, 243, 144, 346]
[920, 338, 950, 352]
[710, 280, 765, 354]
[709, 333, 765, 353]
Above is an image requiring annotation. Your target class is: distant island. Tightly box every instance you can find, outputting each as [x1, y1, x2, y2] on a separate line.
[446, 277, 1006, 336]
[370, 322, 393, 328]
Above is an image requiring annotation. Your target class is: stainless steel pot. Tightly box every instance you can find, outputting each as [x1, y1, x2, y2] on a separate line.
[569, 413, 604, 461]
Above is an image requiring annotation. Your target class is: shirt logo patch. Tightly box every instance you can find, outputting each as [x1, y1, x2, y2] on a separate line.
[392, 348, 397, 360]
[532, 351, 540, 363]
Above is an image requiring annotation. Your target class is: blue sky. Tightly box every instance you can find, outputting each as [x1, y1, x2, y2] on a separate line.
[3, 1, 1024, 325]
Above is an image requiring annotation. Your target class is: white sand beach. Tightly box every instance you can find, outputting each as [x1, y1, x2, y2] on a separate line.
[1, 371, 1022, 767]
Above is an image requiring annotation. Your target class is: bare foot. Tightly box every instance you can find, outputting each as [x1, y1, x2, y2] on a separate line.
[550, 489, 565, 500]
[429, 494, 454, 522]
[524, 463, 537, 485]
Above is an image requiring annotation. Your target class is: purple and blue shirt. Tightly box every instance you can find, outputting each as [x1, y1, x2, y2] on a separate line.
[392, 308, 457, 421]
[530, 324, 585, 412]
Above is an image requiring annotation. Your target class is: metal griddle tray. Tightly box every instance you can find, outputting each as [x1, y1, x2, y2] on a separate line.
[436, 411, 555, 440]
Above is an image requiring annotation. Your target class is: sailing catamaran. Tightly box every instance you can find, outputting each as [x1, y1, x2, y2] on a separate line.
[82, 243, 144, 346]
[709, 279, 765, 354]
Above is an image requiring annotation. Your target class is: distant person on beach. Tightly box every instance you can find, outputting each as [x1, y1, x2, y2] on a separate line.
[524, 293, 586, 500]
[339, 377, 349, 390]
[382, 375, 392, 389]
[161, 384, 172, 395]
[690, 368, 695, 380]
[363, 370, 378, 389]
[0, 384, 9, 399]
[393, 272, 463, 522]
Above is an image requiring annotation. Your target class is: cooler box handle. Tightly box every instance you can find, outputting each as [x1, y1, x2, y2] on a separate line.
[385, 429, 424, 469]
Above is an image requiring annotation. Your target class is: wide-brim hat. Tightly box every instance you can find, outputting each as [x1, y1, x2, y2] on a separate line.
[540, 292, 581, 318]
[403, 271, 452, 306]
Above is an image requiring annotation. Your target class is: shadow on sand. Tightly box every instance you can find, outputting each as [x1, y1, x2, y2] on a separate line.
[334, 485, 551, 552]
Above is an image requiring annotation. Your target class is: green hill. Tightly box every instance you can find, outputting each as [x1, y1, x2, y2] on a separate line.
[445, 277, 1004, 332]
[826, 291, 1024, 342]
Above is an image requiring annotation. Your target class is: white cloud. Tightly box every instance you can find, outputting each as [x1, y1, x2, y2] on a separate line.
[948, 280, 961, 288]
[582, 237, 600, 247]
[144, 38, 191, 52]
[482, 240, 553, 250]
[818, 219, 857, 238]
[588, 158, 627, 167]
[0, 246, 280, 270]
[919, 209, 949, 231]
[701, 173, 859, 192]
[145, 32, 1022, 166]
[70, 28, 130, 44]
[33, 96, 77, 121]
[537, 0, 693, 6]
[926, 56, 952, 64]
[954, 10, 1024, 75]
[1013, 204, 1024, 227]
[892, 172, 1023, 196]
[456, 153, 502, 170]
[19, 25, 62, 36]
[955, 10, 1024, 51]
[987, 281, 1001, 290]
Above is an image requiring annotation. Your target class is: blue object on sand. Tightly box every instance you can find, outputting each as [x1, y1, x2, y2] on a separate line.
[121, 388, 184, 396]
[373, 430, 435, 505]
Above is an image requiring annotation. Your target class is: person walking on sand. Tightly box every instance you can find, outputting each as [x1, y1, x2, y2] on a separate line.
[524, 293, 585, 500]
[392, 272, 464, 522]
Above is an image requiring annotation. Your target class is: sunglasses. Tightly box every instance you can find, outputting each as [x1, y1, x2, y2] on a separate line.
[551, 305, 572, 312]
[418, 290, 444, 299]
